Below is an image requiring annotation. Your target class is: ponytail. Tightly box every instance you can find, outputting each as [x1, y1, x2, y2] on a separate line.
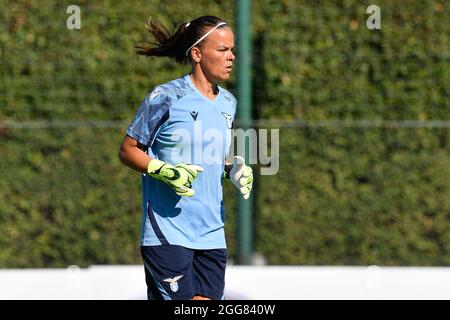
[134, 16, 227, 65]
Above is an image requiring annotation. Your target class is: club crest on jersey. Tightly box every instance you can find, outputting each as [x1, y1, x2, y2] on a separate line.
[190, 110, 198, 121]
[222, 112, 233, 129]
[163, 275, 184, 292]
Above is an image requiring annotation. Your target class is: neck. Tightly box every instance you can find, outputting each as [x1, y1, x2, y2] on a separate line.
[189, 69, 219, 98]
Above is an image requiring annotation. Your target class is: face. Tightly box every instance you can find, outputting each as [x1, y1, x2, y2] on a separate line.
[192, 27, 235, 82]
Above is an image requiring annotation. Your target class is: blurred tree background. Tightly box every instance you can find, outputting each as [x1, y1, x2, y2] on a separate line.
[0, 0, 448, 267]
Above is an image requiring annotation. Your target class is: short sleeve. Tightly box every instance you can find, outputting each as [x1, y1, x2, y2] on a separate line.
[126, 87, 171, 147]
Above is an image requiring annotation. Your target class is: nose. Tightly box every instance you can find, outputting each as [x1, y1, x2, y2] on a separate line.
[229, 51, 235, 61]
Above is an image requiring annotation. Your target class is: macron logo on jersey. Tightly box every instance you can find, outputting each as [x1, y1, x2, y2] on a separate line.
[190, 110, 198, 121]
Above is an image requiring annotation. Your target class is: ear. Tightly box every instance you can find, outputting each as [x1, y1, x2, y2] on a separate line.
[191, 47, 201, 63]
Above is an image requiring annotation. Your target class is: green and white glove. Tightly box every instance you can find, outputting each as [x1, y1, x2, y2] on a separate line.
[147, 159, 204, 197]
[224, 156, 253, 200]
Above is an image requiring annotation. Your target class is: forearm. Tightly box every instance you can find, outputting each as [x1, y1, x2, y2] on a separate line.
[119, 145, 152, 173]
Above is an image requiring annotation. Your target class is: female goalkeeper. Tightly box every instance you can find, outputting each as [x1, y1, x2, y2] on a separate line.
[119, 15, 253, 300]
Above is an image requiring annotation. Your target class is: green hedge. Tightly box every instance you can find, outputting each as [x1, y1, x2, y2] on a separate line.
[0, 1, 448, 267]
[256, 127, 450, 265]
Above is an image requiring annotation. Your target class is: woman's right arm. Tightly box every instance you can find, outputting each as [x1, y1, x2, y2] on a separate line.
[118, 135, 153, 173]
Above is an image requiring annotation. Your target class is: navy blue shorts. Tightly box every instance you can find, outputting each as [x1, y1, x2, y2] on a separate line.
[140, 245, 227, 300]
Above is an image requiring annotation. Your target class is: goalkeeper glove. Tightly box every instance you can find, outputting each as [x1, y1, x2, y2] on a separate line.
[147, 159, 204, 197]
[224, 156, 253, 200]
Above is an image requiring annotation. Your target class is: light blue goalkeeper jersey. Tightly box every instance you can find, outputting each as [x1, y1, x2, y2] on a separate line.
[126, 74, 236, 249]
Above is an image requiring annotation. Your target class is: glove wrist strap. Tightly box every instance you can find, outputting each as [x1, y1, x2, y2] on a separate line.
[147, 159, 167, 175]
